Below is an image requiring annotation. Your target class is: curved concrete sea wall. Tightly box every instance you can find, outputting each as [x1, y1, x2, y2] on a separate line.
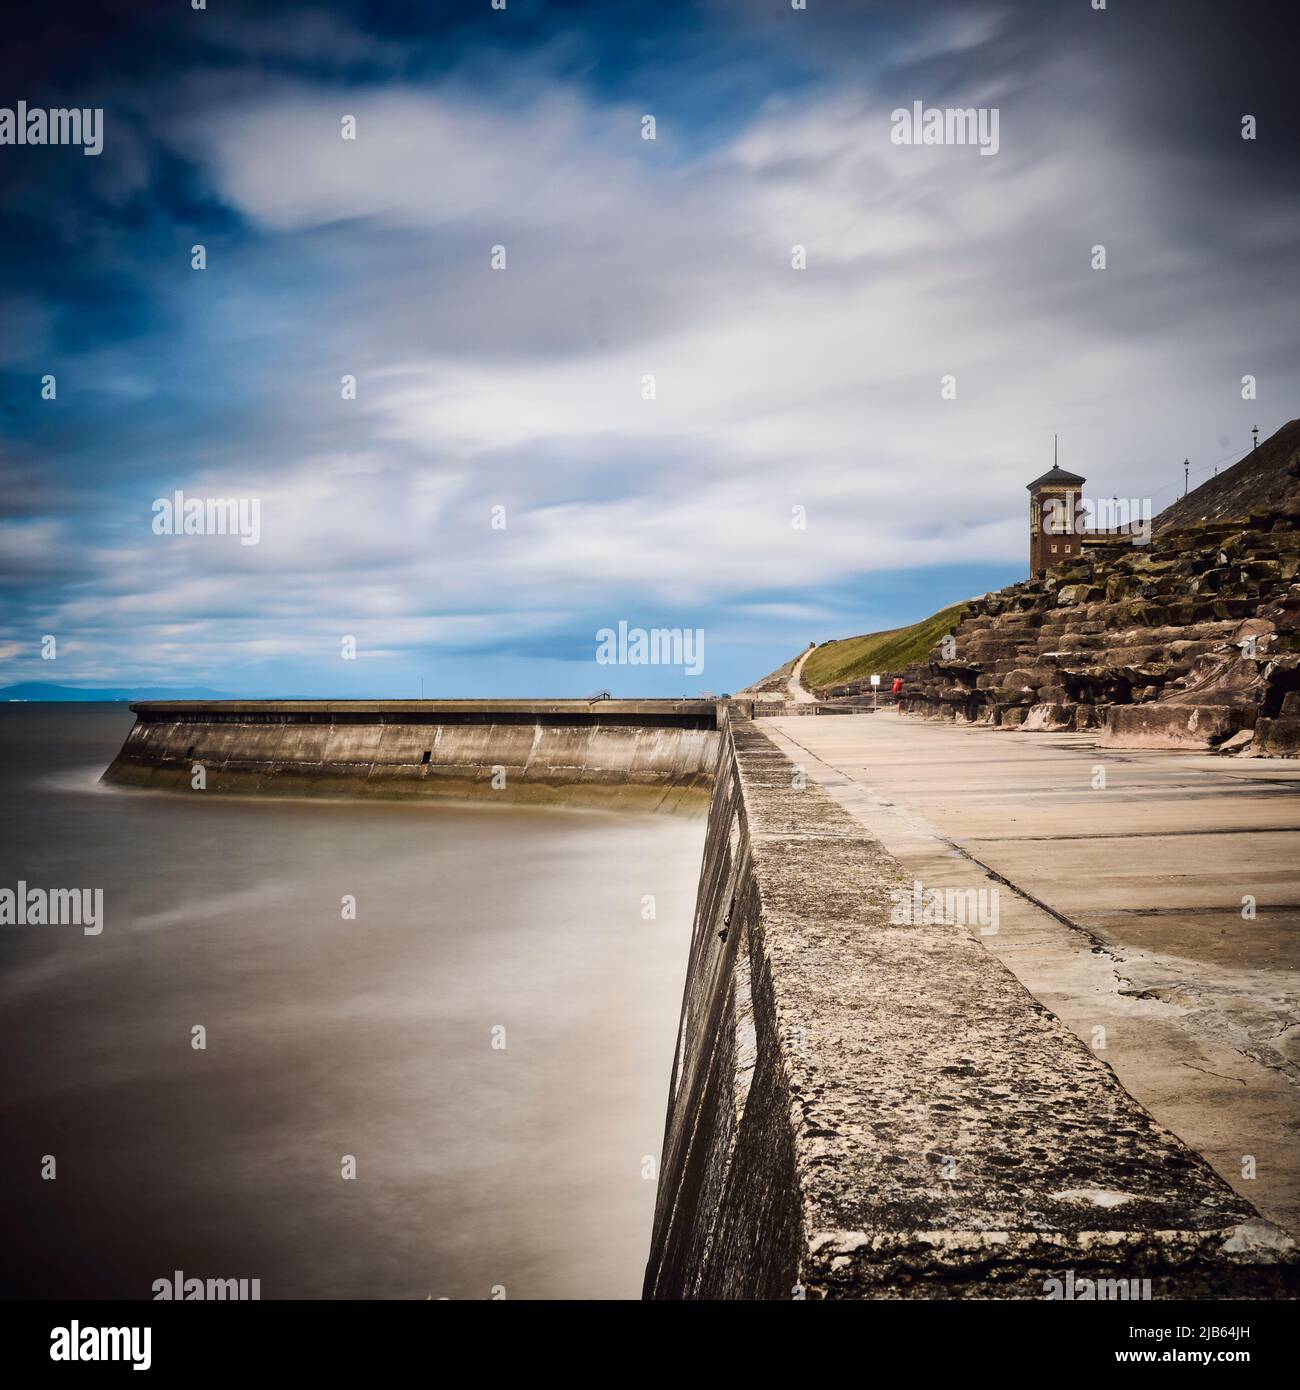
[644, 708, 1298, 1299]
[101, 700, 720, 812]
[99, 696, 1298, 1295]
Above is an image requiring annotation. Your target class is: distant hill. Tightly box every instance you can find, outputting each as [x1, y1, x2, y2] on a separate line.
[799, 602, 969, 692]
[1155, 418, 1300, 535]
[1, 682, 229, 702]
[748, 421, 1300, 710]
[897, 418, 1300, 753]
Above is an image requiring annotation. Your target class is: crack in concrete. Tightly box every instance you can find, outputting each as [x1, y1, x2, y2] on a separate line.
[1182, 1063, 1249, 1087]
[766, 721, 1300, 1092]
[972, 826, 1300, 842]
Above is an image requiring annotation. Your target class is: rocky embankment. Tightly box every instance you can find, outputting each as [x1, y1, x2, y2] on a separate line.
[900, 422, 1300, 753]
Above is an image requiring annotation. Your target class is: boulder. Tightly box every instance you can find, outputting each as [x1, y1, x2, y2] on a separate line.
[1253, 717, 1300, 757]
[1023, 703, 1074, 731]
[1103, 704, 1255, 750]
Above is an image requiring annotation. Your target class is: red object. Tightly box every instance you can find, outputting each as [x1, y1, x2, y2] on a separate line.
[891, 677, 904, 695]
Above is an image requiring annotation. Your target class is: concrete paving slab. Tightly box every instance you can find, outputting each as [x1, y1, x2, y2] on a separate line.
[761, 709, 1300, 1238]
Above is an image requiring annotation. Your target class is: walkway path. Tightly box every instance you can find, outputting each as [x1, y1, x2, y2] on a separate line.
[786, 646, 818, 703]
[761, 708, 1300, 1237]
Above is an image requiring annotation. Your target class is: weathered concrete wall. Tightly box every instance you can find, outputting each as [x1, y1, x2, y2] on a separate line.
[644, 709, 1298, 1298]
[750, 701, 867, 717]
[101, 700, 720, 813]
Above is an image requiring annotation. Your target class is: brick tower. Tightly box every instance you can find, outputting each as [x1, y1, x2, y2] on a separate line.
[1027, 451, 1087, 576]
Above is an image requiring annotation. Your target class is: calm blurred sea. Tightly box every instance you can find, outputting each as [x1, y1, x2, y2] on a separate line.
[0, 705, 702, 1299]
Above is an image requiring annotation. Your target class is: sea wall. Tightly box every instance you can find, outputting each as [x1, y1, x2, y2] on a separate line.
[643, 708, 1298, 1298]
[101, 700, 720, 812]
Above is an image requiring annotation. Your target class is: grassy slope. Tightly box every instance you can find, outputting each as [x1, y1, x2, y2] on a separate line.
[800, 602, 968, 689]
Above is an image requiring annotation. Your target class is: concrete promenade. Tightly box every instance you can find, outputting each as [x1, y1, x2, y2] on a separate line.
[762, 709, 1300, 1238]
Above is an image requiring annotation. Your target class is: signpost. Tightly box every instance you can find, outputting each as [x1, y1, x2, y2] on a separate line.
[870, 673, 881, 711]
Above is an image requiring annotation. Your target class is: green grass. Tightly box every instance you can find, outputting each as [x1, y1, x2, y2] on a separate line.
[800, 602, 968, 690]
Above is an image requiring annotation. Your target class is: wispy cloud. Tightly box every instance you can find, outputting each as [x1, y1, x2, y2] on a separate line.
[1, 0, 1295, 694]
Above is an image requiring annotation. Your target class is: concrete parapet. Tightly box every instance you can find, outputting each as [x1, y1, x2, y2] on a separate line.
[751, 701, 870, 718]
[101, 700, 721, 812]
[643, 711, 1298, 1298]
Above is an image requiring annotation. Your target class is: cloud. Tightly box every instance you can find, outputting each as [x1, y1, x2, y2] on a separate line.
[1, 0, 1297, 693]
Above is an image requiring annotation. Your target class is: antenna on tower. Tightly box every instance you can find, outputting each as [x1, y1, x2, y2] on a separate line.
[1054, 433, 1058, 468]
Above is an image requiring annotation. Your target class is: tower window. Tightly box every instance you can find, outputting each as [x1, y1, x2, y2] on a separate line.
[421, 750, 432, 765]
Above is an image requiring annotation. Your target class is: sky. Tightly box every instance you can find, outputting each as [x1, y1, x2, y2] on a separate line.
[1, 0, 1297, 698]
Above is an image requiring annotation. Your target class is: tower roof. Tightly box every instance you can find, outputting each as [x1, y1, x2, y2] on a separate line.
[1026, 464, 1086, 491]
